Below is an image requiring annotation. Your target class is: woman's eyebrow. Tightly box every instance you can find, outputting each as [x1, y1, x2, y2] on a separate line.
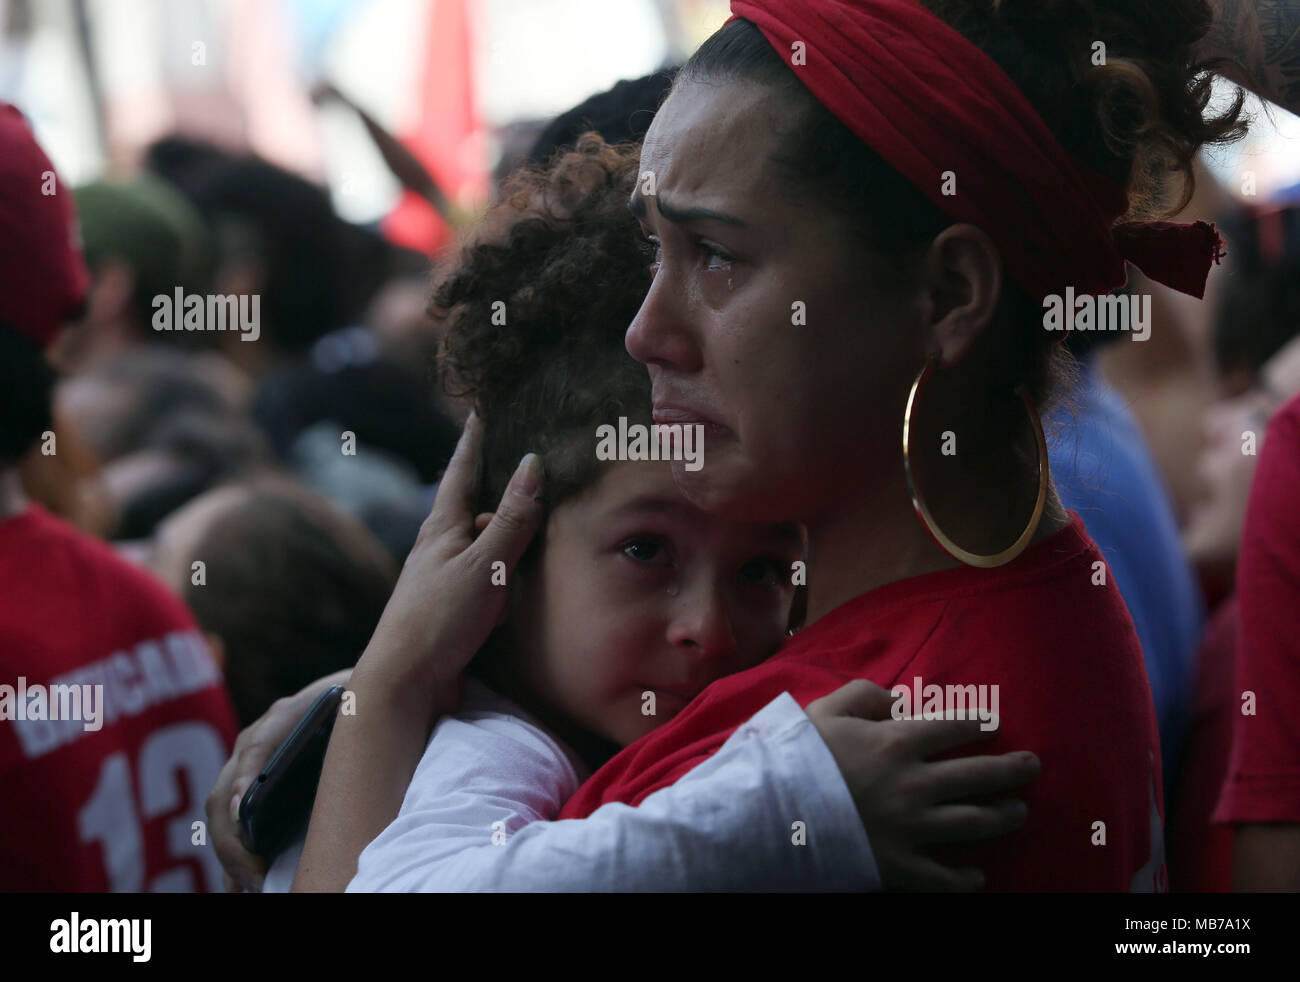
[627, 192, 746, 228]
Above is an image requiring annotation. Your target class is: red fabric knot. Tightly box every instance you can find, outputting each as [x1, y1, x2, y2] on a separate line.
[1112, 219, 1226, 300]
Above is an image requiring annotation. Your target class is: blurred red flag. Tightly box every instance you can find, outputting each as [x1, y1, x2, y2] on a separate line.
[382, 0, 487, 255]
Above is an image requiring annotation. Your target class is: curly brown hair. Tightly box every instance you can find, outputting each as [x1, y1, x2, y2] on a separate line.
[433, 133, 653, 515]
[925, 0, 1248, 219]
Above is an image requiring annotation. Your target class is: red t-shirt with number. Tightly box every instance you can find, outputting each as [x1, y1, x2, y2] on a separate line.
[0, 504, 238, 891]
[560, 513, 1166, 891]
[1214, 391, 1300, 825]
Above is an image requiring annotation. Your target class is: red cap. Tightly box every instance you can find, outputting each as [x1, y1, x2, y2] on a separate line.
[0, 103, 90, 348]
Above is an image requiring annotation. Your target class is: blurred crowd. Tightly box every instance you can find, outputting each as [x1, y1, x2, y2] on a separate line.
[32, 132, 465, 723]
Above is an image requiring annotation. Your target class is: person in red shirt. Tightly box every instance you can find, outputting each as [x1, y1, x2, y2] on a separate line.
[560, 519, 1164, 891]
[1213, 389, 1300, 889]
[0, 103, 239, 891]
[551, 0, 1246, 890]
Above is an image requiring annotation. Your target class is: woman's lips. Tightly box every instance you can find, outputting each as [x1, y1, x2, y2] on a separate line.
[652, 404, 730, 437]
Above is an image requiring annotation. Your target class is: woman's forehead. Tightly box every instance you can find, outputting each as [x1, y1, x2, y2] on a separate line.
[639, 79, 790, 200]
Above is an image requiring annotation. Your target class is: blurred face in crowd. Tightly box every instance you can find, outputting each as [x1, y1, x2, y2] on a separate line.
[625, 77, 923, 526]
[503, 458, 802, 747]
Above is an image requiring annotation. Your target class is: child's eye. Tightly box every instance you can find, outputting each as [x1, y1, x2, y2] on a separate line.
[739, 557, 786, 587]
[622, 537, 671, 565]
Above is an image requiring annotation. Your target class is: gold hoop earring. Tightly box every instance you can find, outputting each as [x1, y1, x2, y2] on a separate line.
[902, 356, 1048, 569]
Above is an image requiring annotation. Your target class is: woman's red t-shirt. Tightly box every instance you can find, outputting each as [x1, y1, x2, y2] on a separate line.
[560, 512, 1166, 891]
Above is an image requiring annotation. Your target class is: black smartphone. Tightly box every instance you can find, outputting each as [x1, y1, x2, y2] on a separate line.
[238, 684, 346, 860]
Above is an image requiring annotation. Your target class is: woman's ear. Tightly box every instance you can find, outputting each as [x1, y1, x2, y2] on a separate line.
[920, 223, 1003, 367]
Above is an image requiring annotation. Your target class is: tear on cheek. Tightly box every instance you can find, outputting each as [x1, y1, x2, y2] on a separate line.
[703, 268, 748, 306]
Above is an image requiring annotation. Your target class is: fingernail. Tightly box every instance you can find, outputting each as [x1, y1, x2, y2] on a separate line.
[229, 792, 242, 823]
[512, 453, 542, 498]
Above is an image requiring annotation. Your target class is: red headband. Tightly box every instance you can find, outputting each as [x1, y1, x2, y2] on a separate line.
[728, 0, 1225, 301]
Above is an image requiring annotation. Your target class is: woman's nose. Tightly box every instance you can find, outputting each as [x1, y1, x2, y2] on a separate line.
[625, 271, 700, 372]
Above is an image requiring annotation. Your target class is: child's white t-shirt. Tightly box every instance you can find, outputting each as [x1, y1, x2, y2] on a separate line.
[265, 677, 878, 891]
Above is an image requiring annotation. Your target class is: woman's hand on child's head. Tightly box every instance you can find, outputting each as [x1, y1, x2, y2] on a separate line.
[805, 679, 1040, 892]
[356, 413, 545, 717]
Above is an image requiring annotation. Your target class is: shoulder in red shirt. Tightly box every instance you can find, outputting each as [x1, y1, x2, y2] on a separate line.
[561, 513, 1165, 891]
[0, 505, 239, 891]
